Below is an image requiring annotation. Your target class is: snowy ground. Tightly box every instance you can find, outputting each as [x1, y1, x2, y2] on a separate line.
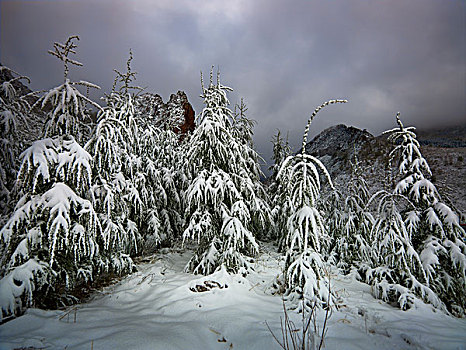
[1, 244, 465, 350]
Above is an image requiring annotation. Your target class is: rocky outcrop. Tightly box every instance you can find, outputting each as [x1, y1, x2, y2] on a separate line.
[135, 91, 195, 137]
[1, 64, 196, 141]
[179, 96, 195, 135]
[303, 124, 377, 178]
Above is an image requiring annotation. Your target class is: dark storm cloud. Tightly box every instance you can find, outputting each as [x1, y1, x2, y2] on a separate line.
[1, 0, 465, 173]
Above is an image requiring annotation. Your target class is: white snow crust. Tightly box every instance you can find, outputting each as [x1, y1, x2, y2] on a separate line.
[1, 243, 465, 350]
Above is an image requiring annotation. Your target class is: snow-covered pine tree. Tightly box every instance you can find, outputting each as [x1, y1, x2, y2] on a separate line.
[86, 49, 184, 258]
[0, 36, 104, 320]
[268, 130, 292, 244]
[276, 99, 347, 311]
[40, 37, 100, 141]
[385, 113, 465, 315]
[183, 69, 266, 275]
[330, 155, 373, 273]
[126, 53, 186, 248]
[134, 95, 186, 248]
[269, 130, 292, 182]
[232, 98, 255, 147]
[137, 124, 186, 250]
[231, 98, 272, 241]
[361, 189, 443, 311]
[320, 188, 345, 264]
[86, 50, 144, 261]
[0, 66, 31, 218]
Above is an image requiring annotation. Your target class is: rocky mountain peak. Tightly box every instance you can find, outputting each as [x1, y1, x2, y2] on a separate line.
[304, 124, 373, 157]
[135, 90, 195, 136]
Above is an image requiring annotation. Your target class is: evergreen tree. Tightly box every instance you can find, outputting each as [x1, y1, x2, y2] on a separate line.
[0, 36, 107, 320]
[183, 69, 267, 275]
[129, 54, 186, 248]
[269, 130, 292, 243]
[330, 155, 373, 273]
[269, 130, 292, 181]
[86, 49, 184, 258]
[138, 124, 186, 249]
[275, 99, 347, 310]
[386, 113, 465, 315]
[361, 189, 442, 311]
[360, 113, 465, 315]
[320, 188, 345, 265]
[231, 98, 272, 241]
[85, 91, 143, 259]
[0, 66, 31, 218]
[86, 50, 144, 260]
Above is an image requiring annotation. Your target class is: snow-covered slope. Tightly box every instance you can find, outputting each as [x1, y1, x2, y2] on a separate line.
[1, 244, 465, 350]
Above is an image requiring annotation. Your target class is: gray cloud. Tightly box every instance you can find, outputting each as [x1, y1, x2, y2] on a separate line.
[1, 0, 465, 174]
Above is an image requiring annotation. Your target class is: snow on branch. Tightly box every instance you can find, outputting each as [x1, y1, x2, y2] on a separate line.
[48, 35, 82, 79]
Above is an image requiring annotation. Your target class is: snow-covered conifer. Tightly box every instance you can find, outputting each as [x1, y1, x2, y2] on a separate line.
[380, 113, 466, 315]
[183, 69, 268, 275]
[268, 130, 292, 243]
[141, 125, 186, 248]
[232, 99, 255, 147]
[0, 66, 31, 216]
[320, 189, 345, 262]
[330, 155, 373, 273]
[86, 92, 142, 257]
[0, 36, 105, 320]
[361, 189, 444, 311]
[87, 50, 184, 257]
[86, 51, 146, 258]
[32, 36, 100, 141]
[275, 99, 347, 310]
[231, 98, 272, 240]
[269, 130, 292, 182]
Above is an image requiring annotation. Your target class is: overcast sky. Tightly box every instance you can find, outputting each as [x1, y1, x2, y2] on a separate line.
[1, 0, 465, 172]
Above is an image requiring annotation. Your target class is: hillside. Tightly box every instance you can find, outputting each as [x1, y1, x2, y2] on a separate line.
[303, 124, 466, 218]
[417, 125, 466, 148]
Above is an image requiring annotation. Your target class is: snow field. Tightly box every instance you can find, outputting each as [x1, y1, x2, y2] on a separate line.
[1, 244, 465, 350]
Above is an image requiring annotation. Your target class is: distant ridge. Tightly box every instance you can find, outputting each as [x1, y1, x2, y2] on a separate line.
[416, 125, 466, 148]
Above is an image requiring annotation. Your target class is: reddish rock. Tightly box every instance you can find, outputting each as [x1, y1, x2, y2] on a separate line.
[179, 99, 195, 136]
[135, 90, 195, 139]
